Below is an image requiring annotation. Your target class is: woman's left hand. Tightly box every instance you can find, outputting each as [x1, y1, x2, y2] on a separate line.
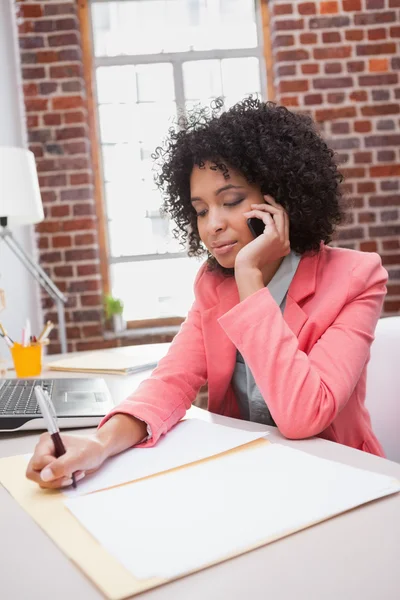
[235, 196, 290, 273]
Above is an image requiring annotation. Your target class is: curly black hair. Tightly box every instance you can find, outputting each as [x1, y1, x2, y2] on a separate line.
[153, 96, 345, 272]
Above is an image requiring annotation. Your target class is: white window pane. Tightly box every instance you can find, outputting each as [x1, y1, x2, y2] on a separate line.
[102, 144, 141, 183]
[91, 0, 258, 56]
[183, 60, 222, 102]
[112, 257, 203, 320]
[135, 103, 177, 143]
[96, 66, 137, 104]
[98, 104, 135, 143]
[221, 58, 261, 103]
[136, 64, 174, 103]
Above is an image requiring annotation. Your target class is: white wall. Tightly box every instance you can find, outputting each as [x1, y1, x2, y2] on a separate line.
[0, 0, 42, 346]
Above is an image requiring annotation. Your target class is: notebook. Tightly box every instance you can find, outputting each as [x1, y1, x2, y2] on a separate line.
[46, 344, 169, 376]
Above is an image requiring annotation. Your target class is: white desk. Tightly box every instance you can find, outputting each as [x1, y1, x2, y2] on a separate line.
[1, 345, 400, 600]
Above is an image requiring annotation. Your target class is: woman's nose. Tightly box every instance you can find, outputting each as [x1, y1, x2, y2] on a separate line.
[207, 210, 226, 234]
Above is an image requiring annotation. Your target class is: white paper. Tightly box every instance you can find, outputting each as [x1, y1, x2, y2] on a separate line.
[65, 443, 400, 580]
[64, 418, 268, 497]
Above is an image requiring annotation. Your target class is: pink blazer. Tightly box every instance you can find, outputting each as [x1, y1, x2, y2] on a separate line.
[100, 245, 388, 456]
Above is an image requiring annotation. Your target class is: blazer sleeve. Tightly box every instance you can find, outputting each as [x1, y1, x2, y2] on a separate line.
[98, 267, 208, 446]
[218, 253, 387, 439]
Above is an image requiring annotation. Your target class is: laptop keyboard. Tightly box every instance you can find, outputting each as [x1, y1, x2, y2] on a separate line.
[0, 380, 54, 415]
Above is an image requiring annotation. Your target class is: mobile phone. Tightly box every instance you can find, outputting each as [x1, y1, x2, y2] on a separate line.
[247, 217, 265, 238]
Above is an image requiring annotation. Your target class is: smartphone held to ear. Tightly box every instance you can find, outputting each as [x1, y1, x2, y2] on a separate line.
[247, 217, 265, 238]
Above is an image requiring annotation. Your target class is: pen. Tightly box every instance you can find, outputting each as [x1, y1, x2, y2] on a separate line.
[34, 386, 77, 489]
[38, 321, 54, 343]
[0, 332, 14, 348]
[0, 322, 13, 344]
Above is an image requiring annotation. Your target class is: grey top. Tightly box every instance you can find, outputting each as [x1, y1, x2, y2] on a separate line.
[231, 252, 301, 426]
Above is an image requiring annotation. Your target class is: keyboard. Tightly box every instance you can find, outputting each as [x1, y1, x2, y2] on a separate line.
[0, 380, 54, 415]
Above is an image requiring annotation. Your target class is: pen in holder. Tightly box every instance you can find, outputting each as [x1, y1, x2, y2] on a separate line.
[11, 342, 43, 378]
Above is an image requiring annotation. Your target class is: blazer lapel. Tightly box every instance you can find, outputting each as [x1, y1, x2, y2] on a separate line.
[284, 249, 320, 337]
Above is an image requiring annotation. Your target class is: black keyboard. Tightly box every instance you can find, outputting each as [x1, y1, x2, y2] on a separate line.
[0, 380, 54, 415]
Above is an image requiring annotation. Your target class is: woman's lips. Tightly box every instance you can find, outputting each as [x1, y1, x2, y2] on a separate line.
[212, 242, 238, 256]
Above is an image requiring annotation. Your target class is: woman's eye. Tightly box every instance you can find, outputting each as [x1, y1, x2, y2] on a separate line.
[225, 197, 245, 207]
[196, 209, 207, 218]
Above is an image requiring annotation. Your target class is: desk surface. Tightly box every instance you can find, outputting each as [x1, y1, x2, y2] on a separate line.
[1, 346, 400, 600]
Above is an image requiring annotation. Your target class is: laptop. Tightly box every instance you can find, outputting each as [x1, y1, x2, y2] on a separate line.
[0, 378, 115, 432]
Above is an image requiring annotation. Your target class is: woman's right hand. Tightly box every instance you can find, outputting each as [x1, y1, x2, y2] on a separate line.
[26, 432, 107, 489]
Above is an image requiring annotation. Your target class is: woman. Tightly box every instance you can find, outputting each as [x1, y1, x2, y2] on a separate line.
[27, 98, 387, 489]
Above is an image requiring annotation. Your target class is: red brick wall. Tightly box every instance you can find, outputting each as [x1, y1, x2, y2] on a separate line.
[269, 0, 400, 314]
[16, 1, 400, 355]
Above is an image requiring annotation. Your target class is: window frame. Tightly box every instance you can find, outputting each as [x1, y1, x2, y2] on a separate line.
[78, 0, 273, 329]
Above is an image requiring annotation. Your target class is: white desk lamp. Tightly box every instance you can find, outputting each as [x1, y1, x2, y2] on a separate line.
[0, 146, 68, 353]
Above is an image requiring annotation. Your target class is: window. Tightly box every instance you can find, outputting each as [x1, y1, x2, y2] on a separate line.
[89, 0, 266, 323]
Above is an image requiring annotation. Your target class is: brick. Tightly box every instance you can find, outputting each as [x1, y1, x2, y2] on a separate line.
[315, 106, 356, 120]
[66, 249, 99, 263]
[324, 63, 343, 74]
[50, 64, 82, 78]
[273, 3, 293, 15]
[277, 65, 297, 77]
[360, 241, 378, 252]
[304, 93, 324, 105]
[354, 152, 372, 163]
[64, 111, 85, 124]
[70, 172, 92, 186]
[300, 33, 318, 44]
[359, 74, 398, 86]
[310, 16, 350, 28]
[378, 150, 396, 162]
[278, 80, 309, 93]
[356, 42, 397, 55]
[281, 96, 300, 107]
[384, 300, 400, 312]
[22, 66, 45, 79]
[389, 0, 400, 7]
[342, 0, 362, 9]
[63, 141, 89, 154]
[23, 83, 38, 96]
[36, 51, 59, 64]
[368, 58, 390, 72]
[313, 77, 353, 89]
[18, 21, 34, 35]
[29, 129, 52, 144]
[366, 0, 385, 7]
[61, 80, 83, 93]
[58, 48, 81, 61]
[36, 159, 57, 173]
[43, 113, 62, 126]
[81, 294, 103, 307]
[40, 190, 57, 203]
[61, 188, 92, 201]
[347, 61, 365, 73]
[341, 167, 366, 178]
[276, 49, 309, 62]
[62, 219, 97, 232]
[69, 280, 100, 293]
[52, 96, 84, 110]
[390, 26, 400, 37]
[350, 90, 368, 101]
[369, 225, 400, 236]
[66, 326, 82, 340]
[322, 32, 341, 43]
[58, 157, 90, 170]
[301, 63, 320, 74]
[76, 340, 118, 351]
[314, 46, 351, 59]
[337, 227, 365, 240]
[25, 98, 48, 112]
[365, 135, 400, 147]
[73, 203, 96, 216]
[298, 2, 317, 14]
[77, 264, 101, 277]
[39, 251, 62, 263]
[55, 126, 86, 140]
[82, 324, 103, 337]
[320, 1, 339, 13]
[72, 310, 102, 322]
[20, 4, 43, 18]
[358, 212, 376, 223]
[361, 104, 400, 116]
[29, 144, 44, 159]
[39, 82, 58, 95]
[34, 20, 56, 33]
[52, 234, 72, 247]
[381, 210, 399, 222]
[380, 181, 399, 191]
[331, 122, 350, 134]
[330, 137, 360, 150]
[358, 182, 376, 193]
[19, 37, 45, 50]
[370, 165, 400, 177]
[355, 12, 396, 26]
[392, 57, 400, 70]
[345, 30, 364, 41]
[48, 33, 79, 47]
[372, 90, 390, 101]
[37, 236, 49, 250]
[44, 3, 76, 16]
[45, 144, 64, 156]
[274, 19, 304, 31]
[55, 18, 78, 31]
[39, 174, 67, 188]
[75, 233, 96, 246]
[377, 119, 396, 130]
[27, 115, 39, 128]
[20, 52, 36, 64]
[368, 28, 387, 41]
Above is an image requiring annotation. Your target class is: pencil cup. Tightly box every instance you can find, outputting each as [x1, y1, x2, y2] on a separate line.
[11, 343, 42, 378]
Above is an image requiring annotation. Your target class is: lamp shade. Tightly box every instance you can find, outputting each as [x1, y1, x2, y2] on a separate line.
[0, 146, 44, 226]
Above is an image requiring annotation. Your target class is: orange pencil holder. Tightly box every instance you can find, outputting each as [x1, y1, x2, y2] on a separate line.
[11, 343, 43, 378]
